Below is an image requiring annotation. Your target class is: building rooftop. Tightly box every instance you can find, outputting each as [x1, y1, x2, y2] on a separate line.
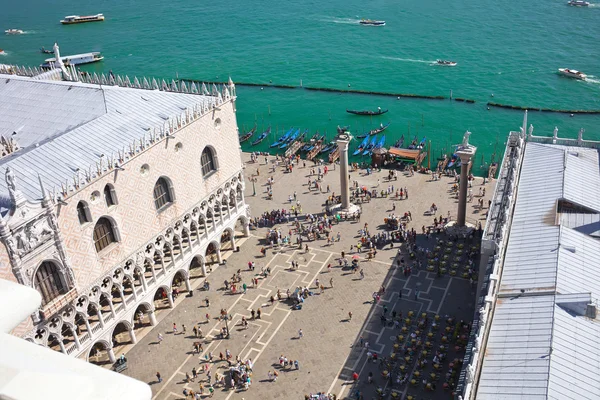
[477, 142, 600, 400]
[0, 73, 226, 206]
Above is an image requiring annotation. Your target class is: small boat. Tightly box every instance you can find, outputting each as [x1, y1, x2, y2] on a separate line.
[61, 14, 105, 24]
[353, 136, 370, 155]
[0, 49, 5, 55]
[436, 60, 457, 67]
[301, 133, 319, 151]
[369, 122, 390, 136]
[280, 129, 301, 149]
[305, 135, 325, 152]
[41, 52, 104, 68]
[5, 29, 24, 35]
[447, 154, 458, 169]
[238, 125, 257, 143]
[320, 141, 336, 154]
[558, 68, 587, 80]
[407, 136, 418, 149]
[417, 137, 426, 149]
[270, 127, 295, 148]
[362, 136, 378, 156]
[251, 127, 270, 146]
[567, 0, 589, 6]
[394, 135, 405, 148]
[40, 47, 54, 54]
[370, 135, 386, 155]
[360, 19, 385, 26]
[346, 108, 388, 116]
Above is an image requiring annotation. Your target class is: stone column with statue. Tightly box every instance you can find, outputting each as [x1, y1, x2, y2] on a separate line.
[456, 131, 477, 227]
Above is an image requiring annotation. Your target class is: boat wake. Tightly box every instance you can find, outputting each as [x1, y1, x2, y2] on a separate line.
[321, 17, 361, 25]
[381, 56, 435, 64]
[584, 76, 600, 84]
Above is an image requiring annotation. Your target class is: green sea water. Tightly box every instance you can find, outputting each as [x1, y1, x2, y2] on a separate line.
[1, 0, 599, 174]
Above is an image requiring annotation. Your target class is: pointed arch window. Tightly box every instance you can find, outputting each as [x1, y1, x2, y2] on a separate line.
[201, 146, 218, 177]
[93, 217, 117, 252]
[104, 184, 118, 207]
[77, 201, 92, 224]
[35, 261, 68, 306]
[154, 177, 174, 210]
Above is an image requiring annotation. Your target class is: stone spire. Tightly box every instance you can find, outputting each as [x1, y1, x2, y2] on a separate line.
[52, 42, 72, 81]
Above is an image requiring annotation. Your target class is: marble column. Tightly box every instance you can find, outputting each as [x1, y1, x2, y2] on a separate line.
[201, 261, 207, 277]
[230, 234, 236, 251]
[57, 336, 67, 354]
[184, 276, 192, 292]
[337, 135, 351, 210]
[107, 346, 117, 363]
[456, 141, 477, 227]
[216, 248, 223, 264]
[243, 222, 250, 237]
[128, 327, 137, 344]
[148, 309, 157, 326]
[166, 290, 174, 308]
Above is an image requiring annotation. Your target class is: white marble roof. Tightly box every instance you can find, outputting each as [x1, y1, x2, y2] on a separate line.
[0, 74, 217, 202]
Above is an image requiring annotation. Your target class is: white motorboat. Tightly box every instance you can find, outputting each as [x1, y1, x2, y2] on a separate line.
[436, 60, 457, 67]
[5, 29, 24, 35]
[567, 0, 590, 6]
[41, 52, 104, 68]
[558, 68, 587, 80]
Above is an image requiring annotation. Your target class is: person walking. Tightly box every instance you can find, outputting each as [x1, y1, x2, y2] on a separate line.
[348, 311, 353, 321]
[173, 323, 178, 335]
[156, 372, 162, 383]
[298, 329, 303, 339]
[157, 333, 164, 344]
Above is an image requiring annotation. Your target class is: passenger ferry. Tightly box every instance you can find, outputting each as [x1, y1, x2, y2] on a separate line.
[41, 52, 104, 68]
[60, 14, 105, 25]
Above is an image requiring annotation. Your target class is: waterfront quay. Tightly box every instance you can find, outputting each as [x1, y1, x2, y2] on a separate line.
[122, 151, 495, 400]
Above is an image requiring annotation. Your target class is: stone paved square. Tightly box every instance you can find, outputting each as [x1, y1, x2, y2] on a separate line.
[120, 152, 494, 400]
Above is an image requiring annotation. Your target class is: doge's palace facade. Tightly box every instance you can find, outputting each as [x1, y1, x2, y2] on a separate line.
[0, 66, 249, 363]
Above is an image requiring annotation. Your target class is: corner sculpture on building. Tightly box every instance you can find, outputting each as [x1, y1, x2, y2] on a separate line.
[0, 55, 250, 365]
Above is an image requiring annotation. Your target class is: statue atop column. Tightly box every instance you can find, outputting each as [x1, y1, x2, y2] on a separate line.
[462, 131, 471, 147]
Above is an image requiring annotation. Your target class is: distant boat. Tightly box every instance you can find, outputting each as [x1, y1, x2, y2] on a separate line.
[60, 14, 105, 24]
[40, 47, 54, 54]
[356, 122, 390, 139]
[239, 125, 257, 143]
[567, 0, 589, 6]
[417, 137, 427, 149]
[251, 127, 270, 146]
[353, 136, 370, 155]
[558, 68, 587, 80]
[0, 49, 5, 55]
[435, 60, 457, 67]
[360, 19, 385, 26]
[270, 127, 296, 148]
[5, 29, 24, 35]
[362, 136, 378, 156]
[346, 108, 388, 116]
[41, 52, 103, 68]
